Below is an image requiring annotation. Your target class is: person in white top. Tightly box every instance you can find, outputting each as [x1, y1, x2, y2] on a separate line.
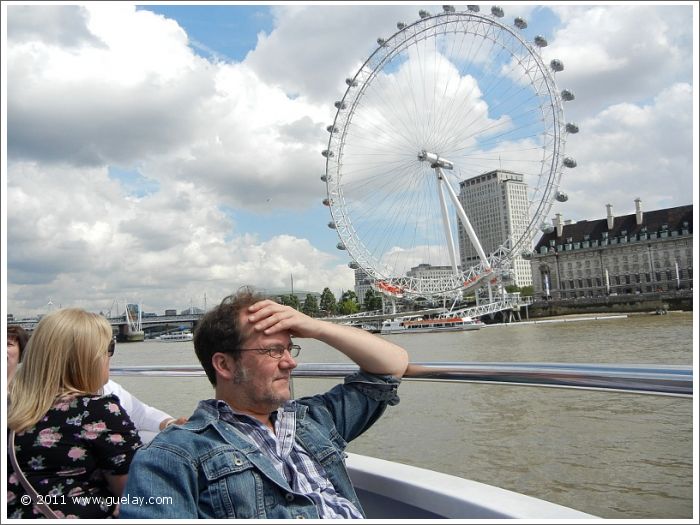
[103, 380, 187, 443]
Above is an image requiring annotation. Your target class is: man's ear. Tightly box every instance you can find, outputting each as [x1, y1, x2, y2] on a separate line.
[212, 352, 236, 381]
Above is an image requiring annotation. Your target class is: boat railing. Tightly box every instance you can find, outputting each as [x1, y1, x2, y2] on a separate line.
[111, 362, 692, 398]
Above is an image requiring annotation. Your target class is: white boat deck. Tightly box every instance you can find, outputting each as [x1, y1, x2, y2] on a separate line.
[347, 453, 597, 519]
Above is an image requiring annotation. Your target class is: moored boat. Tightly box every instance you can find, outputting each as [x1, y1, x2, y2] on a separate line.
[381, 314, 482, 334]
[156, 331, 194, 342]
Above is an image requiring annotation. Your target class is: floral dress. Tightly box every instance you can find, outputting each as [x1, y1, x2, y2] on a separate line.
[7, 393, 142, 519]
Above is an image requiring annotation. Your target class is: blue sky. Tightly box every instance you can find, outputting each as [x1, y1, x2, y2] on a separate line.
[137, 5, 274, 62]
[3, 3, 696, 316]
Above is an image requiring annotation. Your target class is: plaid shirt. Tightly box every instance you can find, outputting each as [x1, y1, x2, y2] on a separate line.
[221, 401, 363, 519]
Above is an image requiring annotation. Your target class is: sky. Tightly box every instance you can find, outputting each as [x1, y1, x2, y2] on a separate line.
[2, 2, 697, 318]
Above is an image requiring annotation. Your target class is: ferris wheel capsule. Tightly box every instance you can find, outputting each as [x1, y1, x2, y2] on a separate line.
[443, 5, 456, 14]
[321, 149, 334, 158]
[534, 35, 548, 47]
[418, 10, 431, 19]
[467, 5, 480, 12]
[328, 221, 337, 229]
[514, 17, 527, 29]
[348, 261, 360, 270]
[320, 174, 327, 182]
[326, 125, 338, 133]
[565, 123, 579, 134]
[561, 89, 575, 101]
[563, 157, 577, 168]
[336, 242, 347, 250]
[397, 22, 406, 30]
[550, 59, 564, 72]
[555, 191, 569, 202]
[491, 6, 504, 17]
[334, 101, 346, 110]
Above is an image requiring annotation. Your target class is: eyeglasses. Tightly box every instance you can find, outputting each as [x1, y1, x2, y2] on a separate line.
[238, 344, 301, 359]
[107, 337, 116, 357]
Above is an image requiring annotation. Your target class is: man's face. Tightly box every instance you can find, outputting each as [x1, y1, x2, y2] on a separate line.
[229, 310, 298, 413]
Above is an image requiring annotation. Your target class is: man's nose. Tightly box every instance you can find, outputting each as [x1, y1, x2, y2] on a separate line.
[279, 351, 297, 369]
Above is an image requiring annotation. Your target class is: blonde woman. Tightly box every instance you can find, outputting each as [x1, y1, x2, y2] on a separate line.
[7, 308, 141, 519]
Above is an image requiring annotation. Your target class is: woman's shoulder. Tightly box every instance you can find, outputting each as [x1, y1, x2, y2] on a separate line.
[52, 392, 127, 418]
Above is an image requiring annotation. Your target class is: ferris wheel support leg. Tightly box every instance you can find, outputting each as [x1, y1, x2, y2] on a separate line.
[437, 167, 490, 269]
[435, 171, 460, 276]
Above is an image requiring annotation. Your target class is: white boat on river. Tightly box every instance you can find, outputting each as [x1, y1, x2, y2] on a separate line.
[155, 331, 193, 342]
[381, 313, 483, 334]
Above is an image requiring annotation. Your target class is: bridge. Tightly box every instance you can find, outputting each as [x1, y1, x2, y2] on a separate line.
[12, 295, 531, 333]
[12, 313, 204, 333]
[321, 294, 532, 326]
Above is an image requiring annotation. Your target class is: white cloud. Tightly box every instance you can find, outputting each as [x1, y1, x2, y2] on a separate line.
[545, 5, 692, 119]
[554, 82, 693, 222]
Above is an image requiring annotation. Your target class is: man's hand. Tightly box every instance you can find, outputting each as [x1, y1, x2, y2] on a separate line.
[246, 300, 322, 339]
[247, 299, 408, 378]
[159, 416, 188, 431]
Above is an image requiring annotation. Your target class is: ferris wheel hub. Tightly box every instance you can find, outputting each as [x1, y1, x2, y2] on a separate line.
[418, 150, 453, 170]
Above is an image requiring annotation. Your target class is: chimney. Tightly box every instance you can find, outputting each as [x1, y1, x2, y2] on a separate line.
[555, 213, 563, 237]
[635, 197, 643, 225]
[606, 204, 614, 230]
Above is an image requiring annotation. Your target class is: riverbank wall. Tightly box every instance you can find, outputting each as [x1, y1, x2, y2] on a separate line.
[523, 290, 692, 318]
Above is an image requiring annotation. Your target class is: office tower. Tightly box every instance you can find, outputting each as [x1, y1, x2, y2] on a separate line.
[457, 170, 532, 286]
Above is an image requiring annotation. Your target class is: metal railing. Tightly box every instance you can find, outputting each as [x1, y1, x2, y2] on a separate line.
[111, 362, 692, 398]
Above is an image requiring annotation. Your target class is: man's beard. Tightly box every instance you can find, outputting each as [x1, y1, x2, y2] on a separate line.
[233, 364, 291, 408]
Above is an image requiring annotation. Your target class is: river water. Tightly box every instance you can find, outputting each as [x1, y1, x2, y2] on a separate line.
[110, 312, 694, 519]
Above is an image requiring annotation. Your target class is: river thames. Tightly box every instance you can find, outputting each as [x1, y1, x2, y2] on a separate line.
[110, 311, 694, 519]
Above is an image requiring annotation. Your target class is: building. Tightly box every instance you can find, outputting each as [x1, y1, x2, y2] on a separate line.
[268, 290, 322, 305]
[406, 263, 461, 297]
[354, 268, 374, 306]
[530, 201, 693, 299]
[457, 170, 532, 286]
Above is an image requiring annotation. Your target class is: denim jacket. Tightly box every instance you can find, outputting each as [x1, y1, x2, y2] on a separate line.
[120, 372, 400, 519]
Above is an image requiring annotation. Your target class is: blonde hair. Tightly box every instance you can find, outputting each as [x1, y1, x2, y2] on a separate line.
[8, 308, 113, 433]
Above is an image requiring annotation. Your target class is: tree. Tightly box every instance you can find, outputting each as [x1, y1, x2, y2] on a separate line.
[337, 290, 359, 315]
[520, 285, 534, 297]
[505, 284, 521, 294]
[280, 294, 299, 310]
[337, 299, 360, 315]
[319, 287, 337, 316]
[301, 294, 320, 317]
[340, 290, 358, 303]
[363, 289, 383, 311]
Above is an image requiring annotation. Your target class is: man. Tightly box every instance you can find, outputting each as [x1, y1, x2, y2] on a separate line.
[121, 289, 408, 519]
